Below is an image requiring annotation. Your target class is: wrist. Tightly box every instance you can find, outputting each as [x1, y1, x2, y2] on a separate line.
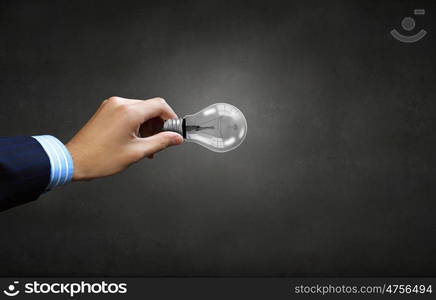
[66, 141, 90, 181]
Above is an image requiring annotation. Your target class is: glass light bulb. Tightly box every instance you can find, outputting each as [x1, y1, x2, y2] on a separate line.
[162, 103, 247, 152]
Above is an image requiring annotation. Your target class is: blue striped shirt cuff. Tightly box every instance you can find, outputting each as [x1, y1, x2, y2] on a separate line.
[32, 135, 74, 189]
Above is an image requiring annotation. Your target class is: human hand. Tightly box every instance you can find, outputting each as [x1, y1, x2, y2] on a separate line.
[66, 97, 183, 181]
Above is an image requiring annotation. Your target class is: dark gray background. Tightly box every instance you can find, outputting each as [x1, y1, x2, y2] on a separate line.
[1, 0, 436, 276]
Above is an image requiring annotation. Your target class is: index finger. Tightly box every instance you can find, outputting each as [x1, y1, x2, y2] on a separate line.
[133, 97, 178, 122]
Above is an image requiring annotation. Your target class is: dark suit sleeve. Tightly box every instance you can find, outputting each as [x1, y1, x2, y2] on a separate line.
[0, 136, 51, 211]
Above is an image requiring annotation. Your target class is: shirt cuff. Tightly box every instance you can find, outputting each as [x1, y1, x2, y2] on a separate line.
[32, 135, 74, 189]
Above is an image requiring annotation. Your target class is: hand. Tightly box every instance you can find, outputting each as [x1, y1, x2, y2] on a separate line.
[66, 97, 183, 181]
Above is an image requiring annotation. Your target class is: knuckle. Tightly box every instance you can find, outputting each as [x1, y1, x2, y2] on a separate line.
[154, 97, 167, 106]
[101, 99, 110, 108]
[160, 138, 171, 149]
[152, 138, 170, 152]
[106, 96, 123, 106]
[117, 103, 134, 116]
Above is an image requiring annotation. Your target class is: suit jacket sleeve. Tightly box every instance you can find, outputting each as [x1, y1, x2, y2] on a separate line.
[0, 136, 51, 211]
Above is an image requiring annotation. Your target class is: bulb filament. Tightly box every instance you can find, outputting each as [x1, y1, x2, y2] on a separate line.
[185, 125, 215, 132]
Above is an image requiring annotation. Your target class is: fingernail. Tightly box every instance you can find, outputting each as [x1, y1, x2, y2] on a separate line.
[172, 135, 183, 145]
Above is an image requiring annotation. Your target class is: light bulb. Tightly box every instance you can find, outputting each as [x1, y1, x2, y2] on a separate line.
[162, 103, 247, 152]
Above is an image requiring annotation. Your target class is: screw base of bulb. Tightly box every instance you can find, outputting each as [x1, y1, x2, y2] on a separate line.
[162, 118, 185, 138]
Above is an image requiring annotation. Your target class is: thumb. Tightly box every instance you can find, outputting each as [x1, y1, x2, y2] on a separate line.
[139, 131, 183, 157]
